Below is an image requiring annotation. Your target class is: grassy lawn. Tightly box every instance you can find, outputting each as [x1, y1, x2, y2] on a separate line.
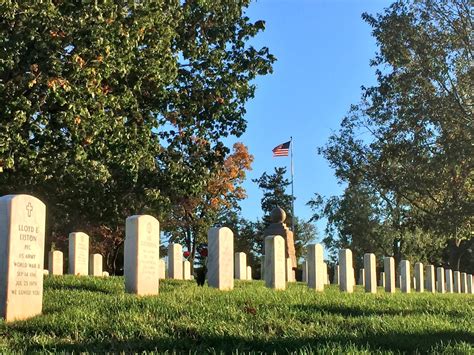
[0, 275, 472, 353]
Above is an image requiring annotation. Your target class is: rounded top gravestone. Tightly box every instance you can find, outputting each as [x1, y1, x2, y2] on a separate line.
[270, 206, 286, 223]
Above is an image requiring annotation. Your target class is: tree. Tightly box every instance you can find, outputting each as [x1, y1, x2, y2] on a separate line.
[163, 142, 253, 270]
[0, 1, 274, 273]
[252, 167, 293, 226]
[315, 0, 472, 271]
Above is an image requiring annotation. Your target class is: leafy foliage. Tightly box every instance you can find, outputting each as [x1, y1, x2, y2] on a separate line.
[311, 0, 473, 272]
[0, 1, 275, 272]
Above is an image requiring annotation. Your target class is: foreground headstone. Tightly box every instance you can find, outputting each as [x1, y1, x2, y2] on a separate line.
[339, 249, 354, 293]
[264, 235, 285, 290]
[158, 259, 166, 279]
[400, 260, 410, 293]
[234, 252, 247, 280]
[247, 266, 252, 280]
[168, 243, 183, 280]
[414, 262, 424, 292]
[208, 227, 234, 290]
[89, 254, 103, 277]
[302, 260, 308, 283]
[445, 269, 453, 293]
[307, 243, 324, 291]
[48, 250, 63, 276]
[364, 253, 376, 293]
[461, 272, 467, 293]
[69, 232, 89, 275]
[183, 260, 191, 280]
[0, 194, 46, 322]
[384, 257, 395, 293]
[124, 215, 160, 295]
[426, 265, 435, 293]
[436, 267, 445, 293]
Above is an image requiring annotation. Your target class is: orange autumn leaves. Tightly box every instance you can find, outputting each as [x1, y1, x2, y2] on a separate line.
[207, 142, 253, 210]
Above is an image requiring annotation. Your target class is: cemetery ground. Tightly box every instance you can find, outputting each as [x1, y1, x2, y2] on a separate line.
[1, 277, 473, 353]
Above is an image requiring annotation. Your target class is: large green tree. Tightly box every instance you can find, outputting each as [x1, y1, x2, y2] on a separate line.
[0, 1, 275, 272]
[314, 0, 472, 271]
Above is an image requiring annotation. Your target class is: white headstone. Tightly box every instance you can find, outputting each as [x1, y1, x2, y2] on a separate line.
[333, 265, 339, 285]
[436, 267, 445, 293]
[0, 194, 46, 322]
[234, 252, 247, 280]
[445, 269, 453, 293]
[358, 268, 365, 286]
[264, 235, 285, 290]
[48, 250, 63, 276]
[339, 249, 354, 293]
[68, 232, 89, 275]
[425, 265, 435, 293]
[460, 272, 467, 293]
[302, 260, 308, 283]
[102, 271, 109, 277]
[307, 244, 324, 291]
[414, 262, 424, 292]
[400, 260, 410, 293]
[207, 227, 234, 290]
[364, 253, 376, 293]
[247, 265, 252, 280]
[467, 274, 473, 294]
[43, 269, 49, 276]
[286, 257, 294, 282]
[384, 257, 395, 293]
[453, 271, 461, 293]
[379, 272, 385, 287]
[124, 215, 160, 295]
[89, 253, 103, 276]
[158, 259, 166, 279]
[168, 243, 183, 280]
[183, 260, 191, 280]
[323, 262, 329, 285]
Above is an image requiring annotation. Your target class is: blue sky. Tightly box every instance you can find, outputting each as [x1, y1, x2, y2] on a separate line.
[226, 0, 394, 237]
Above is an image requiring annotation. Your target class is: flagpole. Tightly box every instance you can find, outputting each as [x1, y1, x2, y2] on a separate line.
[290, 136, 295, 232]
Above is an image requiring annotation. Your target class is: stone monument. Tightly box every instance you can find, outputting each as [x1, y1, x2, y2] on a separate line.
[263, 207, 296, 269]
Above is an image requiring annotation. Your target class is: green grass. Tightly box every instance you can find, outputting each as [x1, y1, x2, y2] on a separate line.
[0, 276, 473, 353]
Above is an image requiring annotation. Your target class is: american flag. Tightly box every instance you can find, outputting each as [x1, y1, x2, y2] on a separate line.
[272, 141, 290, 157]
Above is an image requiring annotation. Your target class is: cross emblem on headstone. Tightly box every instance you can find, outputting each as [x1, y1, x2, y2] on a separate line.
[26, 202, 33, 217]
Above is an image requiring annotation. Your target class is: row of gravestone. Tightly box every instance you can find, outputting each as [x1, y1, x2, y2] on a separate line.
[1, 195, 472, 323]
[300, 247, 474, 294]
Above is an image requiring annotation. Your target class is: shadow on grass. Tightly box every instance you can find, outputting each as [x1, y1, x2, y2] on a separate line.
[45, 281, 119, 295]
[292, 303, 468, 319]
[23, 329, 473, 352]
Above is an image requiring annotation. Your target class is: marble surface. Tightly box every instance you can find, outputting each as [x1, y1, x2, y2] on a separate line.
[0, 194, 46, 322]
[69, 232, 89, 275]
[364, 253, 377, 293]
[207, 227, 234, 290]
[124, 215, 160, 295]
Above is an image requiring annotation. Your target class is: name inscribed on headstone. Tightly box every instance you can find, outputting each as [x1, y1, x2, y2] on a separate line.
[0, 195, 46, 322]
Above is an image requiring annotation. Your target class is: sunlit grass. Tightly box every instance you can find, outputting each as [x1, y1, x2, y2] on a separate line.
[0, 275, 472, 353]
